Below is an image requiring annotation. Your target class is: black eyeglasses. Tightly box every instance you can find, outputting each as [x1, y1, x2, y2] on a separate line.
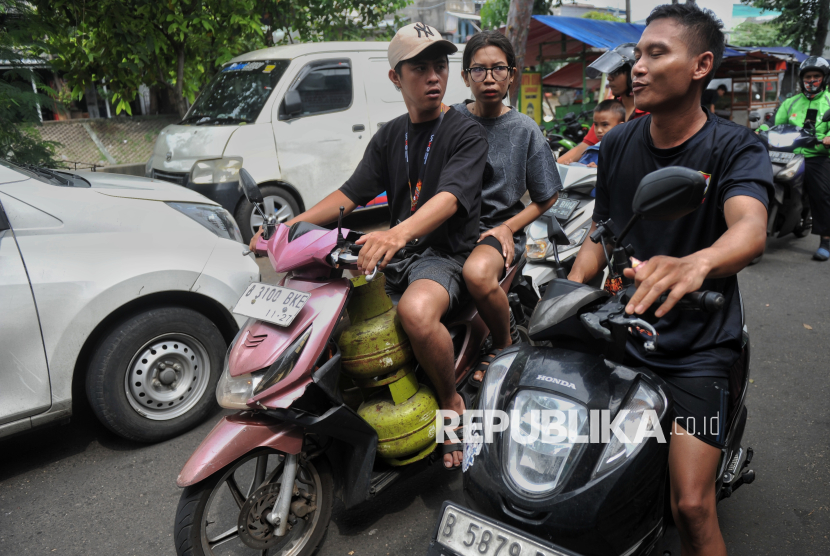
[465, 66, 513, 82]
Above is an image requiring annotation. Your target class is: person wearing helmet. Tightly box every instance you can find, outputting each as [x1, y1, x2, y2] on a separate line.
[558, 42, 648, 165]
[774, 56, 830, 260]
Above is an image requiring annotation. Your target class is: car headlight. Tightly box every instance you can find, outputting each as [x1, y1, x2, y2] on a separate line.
[593, 381, 666, 477]
[776, 157, 801, 181]
[167, 202, 244, 243]
[145, 156, 154, 178]
[506, 390, 588, 494]
[525, 220, 551, 260]
[216, 326, 312, 409]
[190, 157, 243, 185]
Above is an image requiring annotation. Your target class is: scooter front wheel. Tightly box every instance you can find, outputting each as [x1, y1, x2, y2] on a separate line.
[174, 448, 333, 556]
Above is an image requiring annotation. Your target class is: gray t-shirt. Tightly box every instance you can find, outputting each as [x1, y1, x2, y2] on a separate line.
[453, 102, 561, 255]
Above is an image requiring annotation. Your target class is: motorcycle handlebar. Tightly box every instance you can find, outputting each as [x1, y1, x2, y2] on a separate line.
[656, 290, 725, 313]
[348, 243, 407, 262]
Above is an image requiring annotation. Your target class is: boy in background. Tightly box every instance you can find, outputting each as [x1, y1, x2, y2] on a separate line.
[576, 99, 626, 167]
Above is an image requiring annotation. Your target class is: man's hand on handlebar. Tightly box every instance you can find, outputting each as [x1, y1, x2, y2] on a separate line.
[355, 228, 407, 275]
[822, 136, 830, 147]
[249, 227, 264, 252]
[623, 255, 710, 318]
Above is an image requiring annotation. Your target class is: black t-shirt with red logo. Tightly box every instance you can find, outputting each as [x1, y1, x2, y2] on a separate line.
[594, 110, 772, 376]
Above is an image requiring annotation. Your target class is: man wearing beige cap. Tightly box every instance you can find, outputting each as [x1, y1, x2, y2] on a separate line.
[277, 22, 488, 470]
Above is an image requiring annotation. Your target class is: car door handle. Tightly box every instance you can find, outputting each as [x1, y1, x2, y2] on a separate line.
[352, 124, 365, 132]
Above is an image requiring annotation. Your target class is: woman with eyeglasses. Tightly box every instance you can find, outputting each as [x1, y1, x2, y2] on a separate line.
[452, 31, 561, 386]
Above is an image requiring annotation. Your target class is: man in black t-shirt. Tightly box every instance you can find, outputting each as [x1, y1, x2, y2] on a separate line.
[701, 83, 727, 113]
[568, 6, 770, 555]
[274, 23, 488, 470]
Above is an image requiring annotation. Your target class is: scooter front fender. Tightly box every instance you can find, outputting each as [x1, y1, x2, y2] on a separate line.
[177, 412, 303, 487]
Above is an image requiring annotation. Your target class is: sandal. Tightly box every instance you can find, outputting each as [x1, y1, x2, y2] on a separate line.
[470, 347, 504, 390]
[441, 416, 464, 472]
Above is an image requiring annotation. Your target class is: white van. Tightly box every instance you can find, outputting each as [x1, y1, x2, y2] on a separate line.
[147, 42, 470, 242]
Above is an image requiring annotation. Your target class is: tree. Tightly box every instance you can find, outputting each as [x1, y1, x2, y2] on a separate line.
[730, 21, 786, 47]
[747, 0, 830, 55]
[0, 0, 62, 166]
[270, 0, 409, 43]
[35, 0, 264, 118]
[582, 11, 625, 22]
[506, 0, 534, 105]
[480, 0, 554, 30]
[35, 0, 408, 119]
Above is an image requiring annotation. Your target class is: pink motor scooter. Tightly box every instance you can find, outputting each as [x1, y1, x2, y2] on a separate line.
[173, 170, 526, 556]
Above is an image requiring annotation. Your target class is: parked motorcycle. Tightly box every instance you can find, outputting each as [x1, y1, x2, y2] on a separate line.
[544, 111, 592, 160]
[427, 167, 755, 556]
[173, 169, 528, 556]
[522, 163, 600, 301]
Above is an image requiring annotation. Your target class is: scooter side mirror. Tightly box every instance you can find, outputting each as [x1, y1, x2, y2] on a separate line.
[822, 109, 830, 123]
[238, 168, 264, 205]
[749, 113, 761, 123]
[545, 214, 571, 245]
[632, 166, 707, 221]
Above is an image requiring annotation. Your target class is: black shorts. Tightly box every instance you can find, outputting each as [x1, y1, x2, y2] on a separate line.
[661, 375, 729, 449]
[383, 248, 468, 314]
[477, 235, 524, 267]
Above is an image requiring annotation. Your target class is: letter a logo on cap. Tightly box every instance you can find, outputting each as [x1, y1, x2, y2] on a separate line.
[414, 22, 434, 38]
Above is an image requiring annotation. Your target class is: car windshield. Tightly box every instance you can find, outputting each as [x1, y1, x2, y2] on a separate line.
[182, 60, 291, 125]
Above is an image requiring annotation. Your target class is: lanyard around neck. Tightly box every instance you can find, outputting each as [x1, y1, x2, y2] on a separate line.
[405, 104, 448, 213]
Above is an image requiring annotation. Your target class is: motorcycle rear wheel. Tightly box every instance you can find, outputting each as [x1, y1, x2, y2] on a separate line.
[174, 448, 333, 556]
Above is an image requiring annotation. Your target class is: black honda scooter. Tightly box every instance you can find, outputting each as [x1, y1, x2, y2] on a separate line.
[427, 167, 755, 556]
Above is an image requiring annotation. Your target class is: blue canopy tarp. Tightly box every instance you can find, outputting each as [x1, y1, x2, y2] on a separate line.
[728, 46, 808, 63]
[523, 16, 644, 64]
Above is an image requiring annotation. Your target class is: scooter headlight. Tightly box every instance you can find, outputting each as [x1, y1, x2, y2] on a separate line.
[479, 352, 518, 412]
[215, 326, 312, 409]
[593, 381, 666, 477]
[505, 391, 589, 494]
[525, 220, 551, 260]
[776, 156, 802, 181]
[767, 131, 801, 148]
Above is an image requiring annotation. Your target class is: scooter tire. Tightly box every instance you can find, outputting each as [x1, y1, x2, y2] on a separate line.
[174, 449, 334, 556]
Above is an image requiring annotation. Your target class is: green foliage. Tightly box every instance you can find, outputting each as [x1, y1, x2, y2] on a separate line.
[272, 0, 410, 43]
[480, 0, 556, 30]
[581, 11, 624, 22]
[730, 21, 786, 47]
[35, 0, 410, 118]
[745, 0, 830, 55]
[0, 0, 62, 167]
[34, 0, 265, 117]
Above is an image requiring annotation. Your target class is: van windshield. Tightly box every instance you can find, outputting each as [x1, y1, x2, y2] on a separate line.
[181, 60, 290, 125]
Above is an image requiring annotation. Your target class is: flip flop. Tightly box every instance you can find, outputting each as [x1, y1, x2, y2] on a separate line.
[441, 416, 464, 472]
[470, 347, 504, 390]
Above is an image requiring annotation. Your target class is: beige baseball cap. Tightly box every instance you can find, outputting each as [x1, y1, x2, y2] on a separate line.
[388, 22, 458, 69]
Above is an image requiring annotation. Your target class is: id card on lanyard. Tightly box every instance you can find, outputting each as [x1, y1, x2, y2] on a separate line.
[405, 104, 450, 212]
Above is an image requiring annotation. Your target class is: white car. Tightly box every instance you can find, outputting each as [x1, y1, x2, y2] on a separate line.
[147, 41, 471, 243]
[0, 161, 259, 442]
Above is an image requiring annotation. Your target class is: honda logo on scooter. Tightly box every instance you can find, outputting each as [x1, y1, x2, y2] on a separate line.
[536, 374, 577, 390]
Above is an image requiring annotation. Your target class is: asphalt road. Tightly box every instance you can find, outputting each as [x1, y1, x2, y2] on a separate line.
[0, 226, 828, 556]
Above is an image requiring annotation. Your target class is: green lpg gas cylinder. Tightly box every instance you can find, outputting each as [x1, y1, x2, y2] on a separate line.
[339, 274, 414, 380]
[358, 383, 439, 466]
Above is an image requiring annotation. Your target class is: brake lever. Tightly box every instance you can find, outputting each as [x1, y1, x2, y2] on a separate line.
[365, 266, 379, 282]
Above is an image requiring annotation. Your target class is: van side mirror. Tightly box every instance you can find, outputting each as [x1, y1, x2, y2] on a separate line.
[632, 167, 706, 221]
[238, 168, 264, 204]
[822, 109, 830, 123]
[283, 90, 303, 118]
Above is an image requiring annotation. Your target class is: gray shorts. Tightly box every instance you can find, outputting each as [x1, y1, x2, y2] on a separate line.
[383, 248, 468, 315]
